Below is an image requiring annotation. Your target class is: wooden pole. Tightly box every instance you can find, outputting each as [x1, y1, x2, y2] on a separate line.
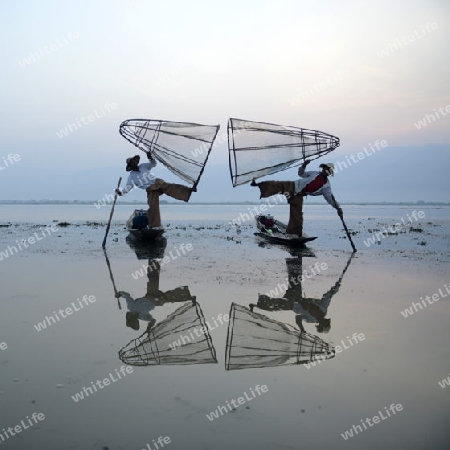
[103, 248, 121, 309]
[332, 195, 357, 253]
[102, 177, 122, 248]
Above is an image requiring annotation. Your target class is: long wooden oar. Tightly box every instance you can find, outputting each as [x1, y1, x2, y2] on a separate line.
[103, 248, 121, 309]
[102, 177, 122, 248]
[340, 216, 357, 253]
[332, 195, 357, 253]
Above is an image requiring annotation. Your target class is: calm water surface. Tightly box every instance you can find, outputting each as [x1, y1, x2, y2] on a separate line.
[0, 205, 449, 449]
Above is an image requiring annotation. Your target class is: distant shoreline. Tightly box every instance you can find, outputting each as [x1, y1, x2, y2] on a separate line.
[0, 201, 448, 206]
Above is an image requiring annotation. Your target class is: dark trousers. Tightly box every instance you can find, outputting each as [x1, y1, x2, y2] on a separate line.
[257, 180, 303, 235]
[146, 178, 192, 227]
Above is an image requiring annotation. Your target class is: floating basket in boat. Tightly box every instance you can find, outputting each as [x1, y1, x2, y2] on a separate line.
[132, 210, 148, 229]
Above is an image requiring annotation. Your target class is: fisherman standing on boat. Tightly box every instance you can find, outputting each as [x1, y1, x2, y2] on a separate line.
[115, 152, 195, 228]
[251, 160, 343, 236]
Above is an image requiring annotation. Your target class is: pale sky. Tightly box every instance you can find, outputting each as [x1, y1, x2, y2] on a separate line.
[1, 0, 449, 202]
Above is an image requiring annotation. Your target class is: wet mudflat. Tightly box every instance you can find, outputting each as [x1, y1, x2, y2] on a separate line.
[0, 204, 449, 449]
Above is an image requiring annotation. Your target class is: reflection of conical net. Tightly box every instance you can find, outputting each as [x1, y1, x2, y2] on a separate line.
[225, 303, 334, 370]
[119, 301, 217, 366]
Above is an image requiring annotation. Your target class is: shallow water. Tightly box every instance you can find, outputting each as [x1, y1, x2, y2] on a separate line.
[0, 205, 449, 449]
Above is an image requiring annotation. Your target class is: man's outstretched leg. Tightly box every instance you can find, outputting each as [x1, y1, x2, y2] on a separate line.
[146, 178, 194, 227]
[152, 178, 193, 202]
[252, 180, 294, 199]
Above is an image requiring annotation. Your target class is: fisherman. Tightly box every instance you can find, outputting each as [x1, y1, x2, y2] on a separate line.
[115, 152, 195, 228]
[253, 289, 332, 333]
[118, 291, 157, 331]
[251, 159, 343, 236]
[117, 256, 195, 330]
[250, 254, 354, 334]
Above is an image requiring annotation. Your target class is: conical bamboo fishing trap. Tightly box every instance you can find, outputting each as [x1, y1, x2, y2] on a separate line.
[119, 301, 217, 366]
[225, 303, 335, 370]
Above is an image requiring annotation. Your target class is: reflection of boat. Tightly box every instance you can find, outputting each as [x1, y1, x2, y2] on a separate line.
[225, 303, 334, 370]
[255, 214, 317, 246]
[126, 209, 165, 240]
[119, 301, 217, 366]
[126, 234, 167, 260]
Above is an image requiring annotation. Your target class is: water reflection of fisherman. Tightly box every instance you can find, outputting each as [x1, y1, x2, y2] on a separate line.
[252, 255, 353, 333]
[118, 255, 195, 331]
[118, 291, 156, 331]
[255, 291, 331, 334]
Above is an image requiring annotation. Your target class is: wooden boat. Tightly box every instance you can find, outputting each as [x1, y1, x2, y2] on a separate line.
[126, 209, 165, 240]
[255, 214, 317, 246]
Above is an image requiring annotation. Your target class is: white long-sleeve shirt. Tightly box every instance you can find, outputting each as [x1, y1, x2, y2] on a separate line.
[120, 291, 156, 321]
[122, 160, 157, 195]
[294, 166, 340, 209]
[293, 293, 333, 323]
